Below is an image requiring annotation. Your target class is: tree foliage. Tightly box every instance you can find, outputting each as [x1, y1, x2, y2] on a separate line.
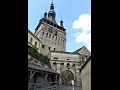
[28, 45, 50, 67]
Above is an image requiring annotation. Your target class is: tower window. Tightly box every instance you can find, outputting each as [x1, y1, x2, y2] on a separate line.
[42, 45, 45, 49]
[42, 32, 44, 36]
[49, 34, 51, 38]
[52, 35, 54, 39]
[58, 38, 60, 44]
[61, 39, 62, 44]
[54, 48, 56, 51]
[57, 25, 59, 29]
[30, 38, 33, 44]
[55, 37, 57, 44]
[49, 47, 51, 50]
[63, 40, 64, 45]
[35, 42, 37, 47]
[55, 31, 57, 36]
[54, 24, 56, 27]
[60, 27, 62, 30]
[46, 33, 48, 38]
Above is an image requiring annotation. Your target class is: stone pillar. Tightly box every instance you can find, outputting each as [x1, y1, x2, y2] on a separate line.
[55, 74, 58, 85]
[44, 73, 48, 87]
[56, 63, 61, 73]
[59, 74, 62, 85]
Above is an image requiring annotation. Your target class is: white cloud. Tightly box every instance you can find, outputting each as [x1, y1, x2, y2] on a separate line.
[73, 14, 91, 32]
[72, 14, 91, 51]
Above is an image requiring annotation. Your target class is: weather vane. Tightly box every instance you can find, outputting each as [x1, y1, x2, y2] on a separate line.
[52, 0, 53, 4]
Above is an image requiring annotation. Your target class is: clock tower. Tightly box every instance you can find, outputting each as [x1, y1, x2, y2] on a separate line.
[34, 1, 66, 55]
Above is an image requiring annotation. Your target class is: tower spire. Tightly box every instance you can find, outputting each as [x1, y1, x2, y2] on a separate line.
[50, 0, 54, 10]
[52, 0, 53, 4]
[48, 0, 56, 23]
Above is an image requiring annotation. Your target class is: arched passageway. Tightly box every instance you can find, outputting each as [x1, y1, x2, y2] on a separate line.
[61, 70, 74, 85]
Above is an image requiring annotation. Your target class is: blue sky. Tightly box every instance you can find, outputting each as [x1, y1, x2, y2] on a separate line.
[28, 0, 91, 52]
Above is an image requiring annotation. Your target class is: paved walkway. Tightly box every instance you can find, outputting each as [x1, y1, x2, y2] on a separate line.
[56, 85, 82, 90]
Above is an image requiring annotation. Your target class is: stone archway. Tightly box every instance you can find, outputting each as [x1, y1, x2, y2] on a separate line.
[61, 70, 74, 85]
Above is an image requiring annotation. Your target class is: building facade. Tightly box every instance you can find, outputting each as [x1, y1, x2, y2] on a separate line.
[28, 30, 41, 53]
[49, 51, 82, 86]
[80, 56, 91, 90]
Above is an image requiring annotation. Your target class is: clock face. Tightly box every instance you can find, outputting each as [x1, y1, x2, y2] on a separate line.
[48, 27, 53, 33]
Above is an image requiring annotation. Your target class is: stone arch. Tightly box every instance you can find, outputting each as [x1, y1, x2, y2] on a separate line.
[61, 70, 74, 85]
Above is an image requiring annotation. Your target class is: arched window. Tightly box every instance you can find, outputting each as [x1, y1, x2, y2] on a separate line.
[30, 38, 33, 44]
[46, 33, 48, 38]
[66, 63, 70, 69]
[49, 34, 51, 38]
[72, 64, 75, 70]
[55, 37, 57, 44]
[35, 42, 37, 47]
[52, 35, 54, 39]
[52, 36, 54, 44]
[58, 38, 60, 44]
[61, 39, 62, 44]
[60, 63, 64, 70]
[42, 32, 44, 36]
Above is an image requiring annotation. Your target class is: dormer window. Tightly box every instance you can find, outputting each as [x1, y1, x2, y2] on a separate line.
[30, 38, 33, 44]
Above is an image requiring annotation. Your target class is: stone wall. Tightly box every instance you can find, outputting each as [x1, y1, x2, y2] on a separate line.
[76, 46, 91, 56]
[80, 59, 91, 90]
[50, 51, 83, 86]
[28, 30, 41, 53]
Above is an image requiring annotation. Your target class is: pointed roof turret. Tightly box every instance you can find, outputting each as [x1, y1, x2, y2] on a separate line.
[44, 9, 47, 19]
[60, 17, 64, 28]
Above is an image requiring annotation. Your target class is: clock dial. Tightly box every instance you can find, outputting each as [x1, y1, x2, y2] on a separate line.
[48, 27, 53, 33]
